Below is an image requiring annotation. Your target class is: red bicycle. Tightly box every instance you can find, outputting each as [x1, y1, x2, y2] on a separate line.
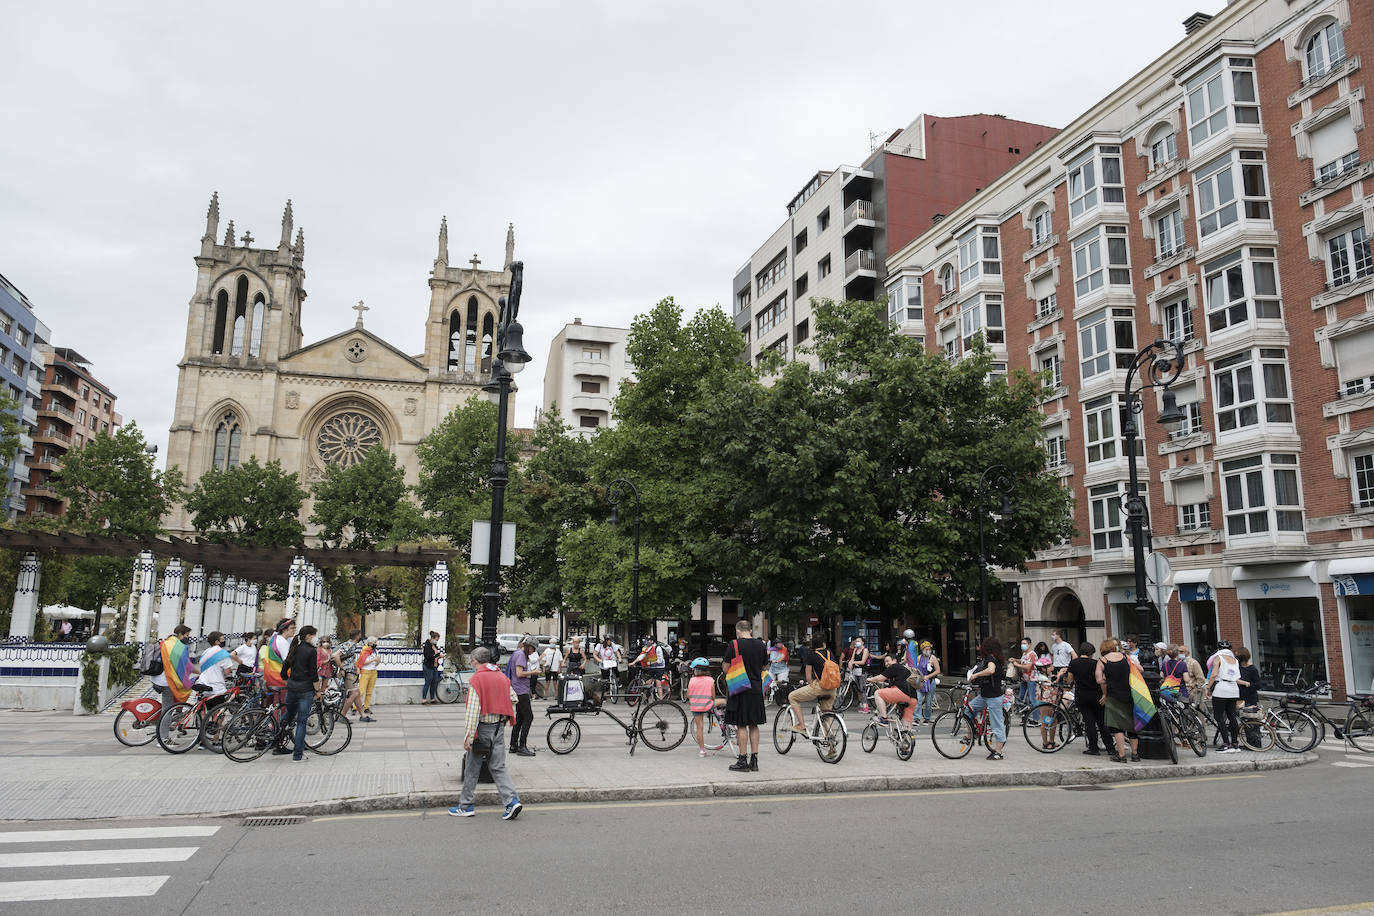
[113, 695, 163, 747]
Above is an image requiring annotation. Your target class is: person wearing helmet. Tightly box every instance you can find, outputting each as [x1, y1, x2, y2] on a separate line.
[1206, 641, 1242, 752]
[687, 658, 726, 756]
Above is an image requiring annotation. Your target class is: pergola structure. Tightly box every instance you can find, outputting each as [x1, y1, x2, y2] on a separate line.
[2, 530, 456, 644]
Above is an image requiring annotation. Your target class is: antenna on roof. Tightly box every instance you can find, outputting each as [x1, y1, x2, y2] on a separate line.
[869, 131, 882, 152]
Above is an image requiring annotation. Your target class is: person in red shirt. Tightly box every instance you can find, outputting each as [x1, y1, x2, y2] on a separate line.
[449, 647, 523, 820]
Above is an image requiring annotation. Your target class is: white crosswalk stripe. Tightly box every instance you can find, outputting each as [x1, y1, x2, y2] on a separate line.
[0, 824, 220, 902]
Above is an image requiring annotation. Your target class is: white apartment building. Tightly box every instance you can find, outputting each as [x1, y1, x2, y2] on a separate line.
[541, 319, 633, 435]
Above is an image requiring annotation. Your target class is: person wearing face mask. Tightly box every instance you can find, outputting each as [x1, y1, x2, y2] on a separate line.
[1011, 639, 1037, 710]
[276, 624, 323, 761]
[913, 641, 941, 723]
[1179, 645, 1206, 706]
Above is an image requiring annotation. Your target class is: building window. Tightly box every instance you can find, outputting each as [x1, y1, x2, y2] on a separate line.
[1078, 307, 1136, 381]
[101, 422, 108, 433]
[1185, 57, 1259, 148]
[76, 409, 85, 424]
[1173, 400, 1204, 437]
[1072, 226, 1130, 297]
[1194, 150, 1270, 239]
[939, 265, 956, 297]
[1221, 453, 1303, 536]
[817, 208, 830, 233]
[1040, 353, 1063, 391]
[1084, 396, 1119, 464]
[14, 327, 28, 348]
[1318, 151, 1360, 184]
[1304, 21, 1346, 81]
[1162, 299, 1195, 343]
[580, 380, 601, 394]
[957, 227, 1001, 286]
[794, 273, 809, 298]
[1213, 348, 1293, 433]
[212, 411, 243, 470]
[1334, 328, 1374, 396]
[885, 276, 922, 326]
[1202, 247, 1281, 333]
[817, 255, 831, 280]
[756, 251, 787, 296]
[766, 335, 788, 360]
[1155, 209, 1186, 260]
[1090, 484, 1124, 551]
[579, 415, 599, 428]
[795, 319, 809, 344]
[960, 294, 1004, 348]
[1149, 130, 1178, 170]
[90, 415, 97, 431]
[1180, 501, 1211, 531]
[1036, 291, 1058, 319]
[1353, 453, 1374, 509]
[582, 347, 603, 360]
[1325, 224, 1372, 288]
[794, 229, 807, 255]
[248, 296, 265, 357]
[1068, 146, 1124, 221]
[756, 295, 787, 337]
[1031, 206, 1052, 246]
[1045, 434, 1067, 470]
[735, 287, 751, 316]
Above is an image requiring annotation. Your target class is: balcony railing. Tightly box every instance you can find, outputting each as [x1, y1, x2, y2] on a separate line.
[844, 199, 874, 227]
[33, 429, 71, 446]
[38, 402, 75, 420]
[844, 249, 876, 276]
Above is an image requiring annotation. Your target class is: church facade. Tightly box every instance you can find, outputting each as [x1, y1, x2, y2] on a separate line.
[164, 194, 516, 535]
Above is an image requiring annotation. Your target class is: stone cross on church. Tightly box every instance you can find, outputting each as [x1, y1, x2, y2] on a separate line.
[353, 299, 369, 326]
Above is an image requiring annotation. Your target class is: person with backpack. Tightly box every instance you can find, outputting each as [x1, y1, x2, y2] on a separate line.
[787, 633, 839, 736]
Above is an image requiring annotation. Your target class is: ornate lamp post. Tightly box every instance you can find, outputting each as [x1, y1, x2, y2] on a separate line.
[479, 262, 532, 652]
[1122, 338, 1187, 670]
[976, 464, 1013, 649]
[608, 478, 641, 644]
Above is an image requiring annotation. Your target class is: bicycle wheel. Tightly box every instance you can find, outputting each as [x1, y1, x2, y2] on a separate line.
[157, 703, 205, 754]
[1240, 716, 1275, 752]
[202, 702, 239, 750]
[1157, 710, 1179, 765]
[625, 680, 644, 709]
[546, 716, 581, 754]
[932, 689, 955, 714]
[860, 722, 878, 753]
[1022, 704, 1070, 754]
[832, 681, 855, 713]
[1177, 707, 1208, 757]
[303, 707, 332, 750]
[931, 711, 974, 759]
[638, 700, 688, 752]
[772, 706, 797, 755]
[113, 708, 158, 747]
[814, 712, 846, 764]
[1344, 707, 1374, 753]
[222, 708, 277, 762]
[1273, 708, 1319, 753]
[437, 675, 466, 704]
[896, 728, 915, 761]
[313, 712, 353, 755]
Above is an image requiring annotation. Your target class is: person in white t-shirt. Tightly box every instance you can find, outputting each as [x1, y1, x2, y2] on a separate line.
[1050, 630, 1077, 679]
[1206, 641, 1243, 752]
[595, 637, 621, 691]
[233, 635, 257, 674]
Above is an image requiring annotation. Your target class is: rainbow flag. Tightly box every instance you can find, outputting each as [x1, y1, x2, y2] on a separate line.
[161, 636, 192, 703]
[263, 636, 287, 689]
[641, 644, 659, 666]
[1127, 656, 1157, 732]
[762, 669, 774, 693]
[905, 641, 919, 669]
[724, 653, 749, 695]
[355, 647, 375, 671]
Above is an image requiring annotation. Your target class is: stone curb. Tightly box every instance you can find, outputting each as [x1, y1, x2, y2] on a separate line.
[233, 751, 1317, 820]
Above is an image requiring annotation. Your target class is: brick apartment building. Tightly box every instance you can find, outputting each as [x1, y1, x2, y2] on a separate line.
[886, 0, 1373, 698]
[28, 348, 121, 517]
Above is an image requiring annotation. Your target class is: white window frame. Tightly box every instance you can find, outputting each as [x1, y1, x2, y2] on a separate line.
[1304, 21, 1346, 82]
[1318, 150, 1360, 184]
[1325, 222, 1373, 288]
[1031, 207, 1052, 246]
[1090, 484, 1125, 552]
[1084, 395, 1120, 464]
[1220, 453, 1304, 538]
[1040, 352, 1063, 391]
[1067, 146, 1124, 223]
[1212, 347, 1293, 435]
[885, 276, 923, 326]
[1180, 500, 1212, 531]
[1186, 57, 1260, 148]
[1202, 247, 1282, 335]
[1155, 208, 1186, 260]
[1078, 309, 1135, 381]
[1162, 298, 1195, 344]
[1036, 291, 1058, 319]
[1352, 451, 1374, 510]
[958, 227, 1001, 287]
[1194, 150, 1270, 239]
[1045, 434, 1067, 471]
[1149, 130, 1178, 170]
[1072, 225, 1130, 298]
[961, 293, 1004, 348]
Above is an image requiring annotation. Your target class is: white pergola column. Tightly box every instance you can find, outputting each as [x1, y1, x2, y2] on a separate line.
[220, 576, 240, 636]
[132, 551, 158, 644]
[156, 559, 184, 640]
[237, 580, 255, 635]
[422, 570, 434, 641]
[307, 566, 322, 630]
[283, 557, 304, 622]
[424, 560, 449, 641]
[203, 573, 224, 634]
[183, 565, 206, 636]
[8, 552, 41, 640]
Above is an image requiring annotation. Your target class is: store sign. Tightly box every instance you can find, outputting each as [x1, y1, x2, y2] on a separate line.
[1333, 573, 1374, 597]
[1179, 583, 1214, 602]
[1235, 577, 1318, 600]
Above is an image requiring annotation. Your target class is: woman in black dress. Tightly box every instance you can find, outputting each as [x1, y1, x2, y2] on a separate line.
[723, 619, 768, 772]
[1095, 638, 1139, 762]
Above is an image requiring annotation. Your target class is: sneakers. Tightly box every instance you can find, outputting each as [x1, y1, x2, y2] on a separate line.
[515, 747, 536, 757]
[1219, 745, 1240, 754]
[448, 804, 476, 817]
[361, 716, 376, 723]
[699, 748, 708, 757]
[271, 746, 292, 756]
[1129, 752, 1141, 762]
[502, 798, 523, 820]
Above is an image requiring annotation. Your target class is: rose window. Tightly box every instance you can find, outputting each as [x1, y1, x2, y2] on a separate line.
[316, 412, 382, 467]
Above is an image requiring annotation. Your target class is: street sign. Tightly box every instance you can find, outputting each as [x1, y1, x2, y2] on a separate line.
[470, 521, 516, 566]
[1145, 551, 1173, 610]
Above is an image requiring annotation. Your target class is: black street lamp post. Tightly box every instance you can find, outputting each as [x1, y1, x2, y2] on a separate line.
[480, 262, 532, 653]
[608, 478, 641, 643]
[1121, 338, 1187, 671]
[976, 464, 1013, 649]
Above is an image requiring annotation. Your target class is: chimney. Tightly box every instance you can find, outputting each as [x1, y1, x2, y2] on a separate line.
[573, 317, 582, 325]
[1183, 12, 1212, 35]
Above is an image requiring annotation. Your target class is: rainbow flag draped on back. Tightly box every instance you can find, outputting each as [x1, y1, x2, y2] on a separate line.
[1128, 656, 1157, 732]
[262, 636, 286, 689]
[160, 636, 193, 703]
[905, 641, 920, 669]
[640, 644, 659, 667]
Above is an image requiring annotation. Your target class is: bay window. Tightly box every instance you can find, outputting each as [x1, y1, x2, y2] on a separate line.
[1186, 57, 1260, 148]
[1084, 396, 1119, 463]
[958, 227, 1001, 286]
[1090, 484, 1125, 551]
[1212, 347, 1293, 433]
[1325, 223, 1372, 288]
[961, 293, 1004, 348]
[1072, 225, 1131, 297]
[1202, 247, 1281, 333]
[1221, 453, 1303, 537]
[885, 275, 923, 326]
[1194, 150, 1270, 239]
[1068, 146, 1125, 222]
[1078, 308, 1136, 381]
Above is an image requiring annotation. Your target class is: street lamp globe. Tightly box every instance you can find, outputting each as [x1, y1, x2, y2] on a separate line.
[1158, 389, 1187, 431]
[498, 320, 531, 370]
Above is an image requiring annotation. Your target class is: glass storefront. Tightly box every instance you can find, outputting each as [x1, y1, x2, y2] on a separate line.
[1347, 596, 1374, 695]
[1252, 597, 1327, 689]
[1184, 600, 1218, 658]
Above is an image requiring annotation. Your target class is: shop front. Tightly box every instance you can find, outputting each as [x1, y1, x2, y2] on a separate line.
[1107, 584, 1163, 645]
[1234, 563, 1327, 693]
[1330, 559, 1374, 696]
[1175, 568, 1218, 659]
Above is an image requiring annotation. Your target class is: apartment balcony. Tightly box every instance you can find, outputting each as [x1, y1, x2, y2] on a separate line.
[843, 199, 875, 231]
[38, 402, 75, 421]
[571, 358, 612, 376]
[47, 378, 81, 400]
[26, 456, 61, 472]
[32, 429, 71, 447]
[25, 374, 42, 397]
[22, 404, 36, 426]
[570, 393, 610, 411]
[844, 248, 876, 278]
[20, 484, 61, 501]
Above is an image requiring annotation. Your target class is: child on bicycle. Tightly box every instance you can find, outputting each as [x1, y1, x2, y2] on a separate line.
[687, 658, 726, 757]
[867, 651, 917, 728]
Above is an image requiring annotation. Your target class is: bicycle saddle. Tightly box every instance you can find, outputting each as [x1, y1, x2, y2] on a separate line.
[191, 683, 214, 693]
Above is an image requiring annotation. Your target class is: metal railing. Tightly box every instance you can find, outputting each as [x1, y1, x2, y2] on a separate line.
[844, 249, 876, 275]
[844, 199, 873, 226]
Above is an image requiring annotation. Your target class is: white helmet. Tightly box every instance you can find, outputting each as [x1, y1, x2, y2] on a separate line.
[902, 629, 915, 640]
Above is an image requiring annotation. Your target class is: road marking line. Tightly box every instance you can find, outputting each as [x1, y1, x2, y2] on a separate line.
[0, 826, 219, 845]
[0, 847, 199, 868]
[1329, 760, 1374, 768]
[1111, 774, 1265, 789]
[0, 875, 169, 902]
[1250, 901, 1374, 916]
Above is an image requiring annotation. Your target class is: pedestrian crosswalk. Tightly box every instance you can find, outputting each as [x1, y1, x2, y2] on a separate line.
[0, 824, 219, 903]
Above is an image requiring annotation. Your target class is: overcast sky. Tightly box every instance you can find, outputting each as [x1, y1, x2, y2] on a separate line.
[0, 0, 1217, 453]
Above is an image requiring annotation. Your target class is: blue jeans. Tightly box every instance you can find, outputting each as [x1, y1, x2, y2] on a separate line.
[422, 667, 440, 700]
[916, 688, 933, 720]
[970, 693, 1006, 745]
[1019, 679, 1037, 708]
[280, 689, 314, 760]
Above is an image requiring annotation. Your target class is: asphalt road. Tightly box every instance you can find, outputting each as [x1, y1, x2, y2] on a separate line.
[1, 758, 1370, 915]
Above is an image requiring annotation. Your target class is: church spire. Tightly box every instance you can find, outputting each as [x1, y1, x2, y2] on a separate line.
[435, 216, 449, 268]
[279, 199, 294, 249]
[203, 192, 220, 243]
[294, 226, 305, 260]
[224, 220, 236, 247]
[504, 223, 515, 269]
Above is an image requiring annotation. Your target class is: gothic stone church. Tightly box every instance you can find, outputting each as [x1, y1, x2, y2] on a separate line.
[163, 195, 515, 535]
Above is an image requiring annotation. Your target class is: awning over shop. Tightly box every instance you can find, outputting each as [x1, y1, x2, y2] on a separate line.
[1174, 567, 1216, 602]
[1233, 562, 1317, 600]
[1328, 557, 1374, 597]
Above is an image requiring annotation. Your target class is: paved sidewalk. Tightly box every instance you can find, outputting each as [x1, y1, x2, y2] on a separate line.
[0, 698, 1318, 821]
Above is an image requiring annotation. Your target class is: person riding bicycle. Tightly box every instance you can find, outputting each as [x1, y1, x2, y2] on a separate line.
[867, 651, 917, 728]
[768, 637, 790, 686]
[630, 637, 668, 696]
[788, 634, 837, 735]
[688, 658, 727, 756]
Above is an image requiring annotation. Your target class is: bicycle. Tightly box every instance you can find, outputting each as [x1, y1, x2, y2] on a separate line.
[544, 691, 688, 755]
[700, 706, 738, 755]
[930, 688, 1009, 759]
[861, 704, 916, 761]
[221, 686, 352, 761]
[625, 668, 670, 707]
[113, 695, 163, 747]
[771, 700, 847, 764]
[1158, 693, 1208, 758]
[831, 670, 870, 713]
[1278, 682, 1374, 753]
[157, 678, 252, 754]
[436, 665, 468, 705]
[1022, 687, 1084, 753]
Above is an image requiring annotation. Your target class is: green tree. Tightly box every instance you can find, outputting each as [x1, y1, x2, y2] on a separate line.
[50, 423, 183, 538]
[0, 390, 24, 468]
[184, 457, 306, 547]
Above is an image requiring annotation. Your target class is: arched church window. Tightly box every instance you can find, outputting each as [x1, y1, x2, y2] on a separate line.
[248, 295, 265, 357]
[230, 276, 249, 356]
[481, 313, 494, 373]
[316, 412, 382, 468]
[448, 310, 462, 371]
[463, 296, 478, 373]
[230, 316, 245, 356]
[212, 290, 229, 354]
[212, 411, 242, 470]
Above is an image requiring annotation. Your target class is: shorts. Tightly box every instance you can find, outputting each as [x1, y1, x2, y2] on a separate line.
[343, 671, 359, 689]
[787, 681, 834, 711]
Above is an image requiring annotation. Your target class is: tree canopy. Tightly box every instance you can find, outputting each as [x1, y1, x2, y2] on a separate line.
[184, 456, 306, 547]
[49, 423, 183, 538]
